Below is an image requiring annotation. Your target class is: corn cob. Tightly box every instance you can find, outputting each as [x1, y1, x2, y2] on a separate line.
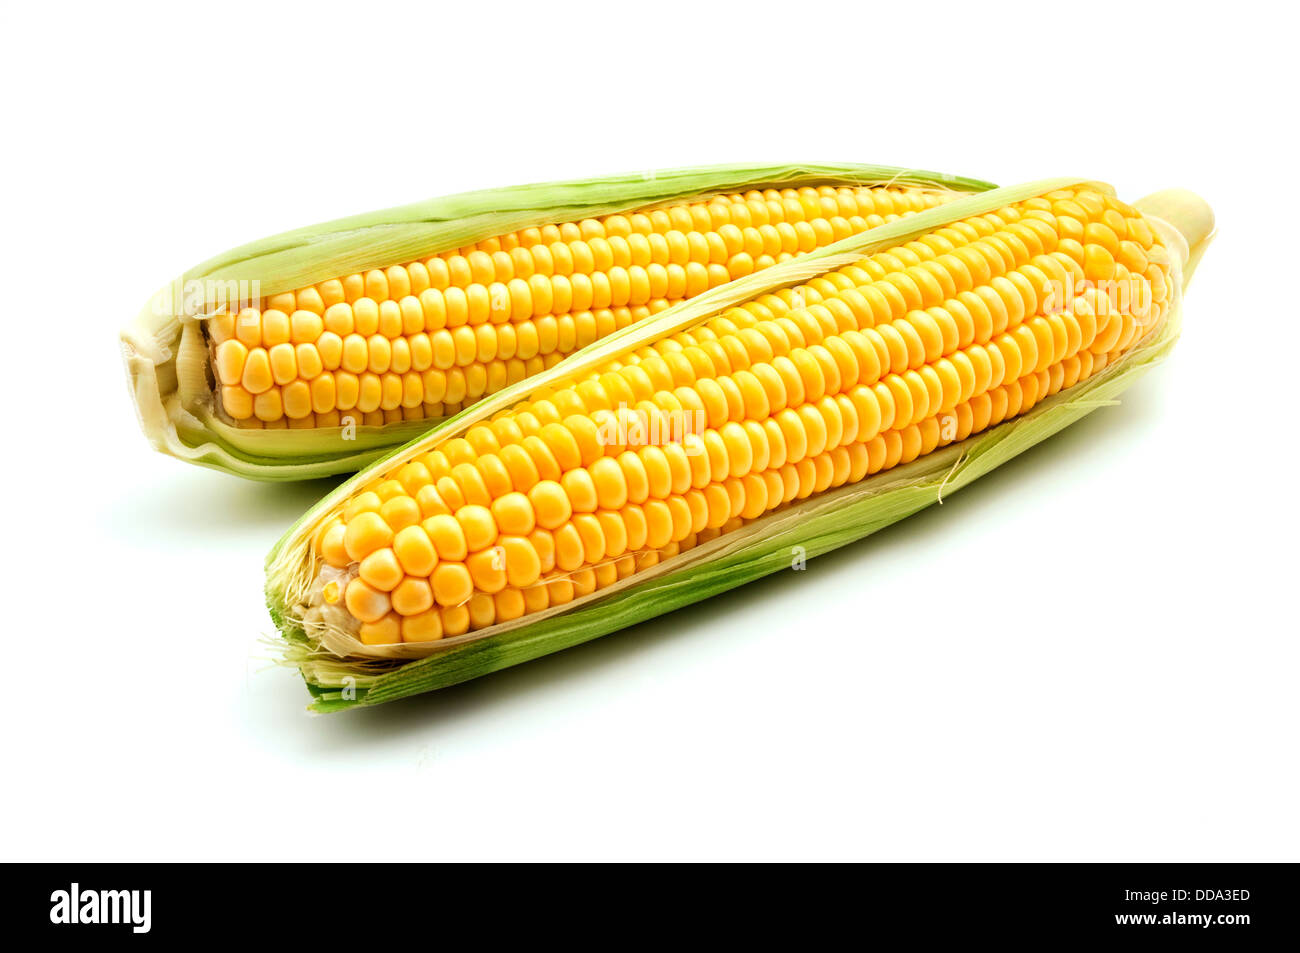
[123, 163, 992, 480]
[266, 178, 1213, 711]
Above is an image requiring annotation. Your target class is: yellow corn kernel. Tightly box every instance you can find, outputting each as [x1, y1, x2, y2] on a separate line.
[393, 525, 438, 576]
[343, 511, 393, 562]
[358, 548, 403, 592]
[401, 609, 444, 643]
[344, 579, 390, 623]
[359, 613, 401, 644]
[391, 577, 434, 616]
[432, 562, 473, 607]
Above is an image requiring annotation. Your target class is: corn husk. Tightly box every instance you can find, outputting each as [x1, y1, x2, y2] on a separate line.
[265, 178, 1213, 712]
[122, 162, 993, 482]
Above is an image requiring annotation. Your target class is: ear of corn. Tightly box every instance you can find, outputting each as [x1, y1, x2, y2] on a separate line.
[264, 178, 1213, 712]
[123, 162, 993, 481]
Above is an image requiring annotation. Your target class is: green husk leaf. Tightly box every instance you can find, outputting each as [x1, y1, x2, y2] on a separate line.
[122, 162, 994, 481]
[266, 176, 1192, 711]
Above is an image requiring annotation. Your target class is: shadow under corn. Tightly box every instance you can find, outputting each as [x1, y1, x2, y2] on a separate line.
[98, 463, 344, 547]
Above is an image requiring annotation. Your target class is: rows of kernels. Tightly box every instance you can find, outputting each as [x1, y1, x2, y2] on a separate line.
[210, 186, 951, 427]
[313, 187, 1168, 644]
[325, 357, 1099, 645]
[458, 194, 1164, 451]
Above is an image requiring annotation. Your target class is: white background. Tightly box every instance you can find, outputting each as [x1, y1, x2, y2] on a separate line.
[2, 0, 1296, 861]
